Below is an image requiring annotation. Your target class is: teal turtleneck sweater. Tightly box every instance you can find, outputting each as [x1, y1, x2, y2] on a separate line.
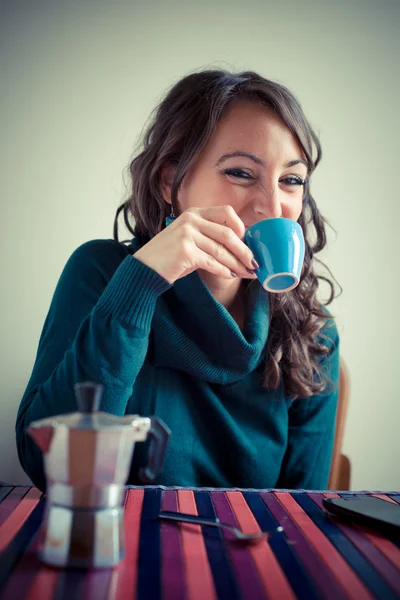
[16, 238, 339, 491]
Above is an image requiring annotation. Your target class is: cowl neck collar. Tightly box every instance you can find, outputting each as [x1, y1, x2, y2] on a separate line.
[131, 238, 270, 384]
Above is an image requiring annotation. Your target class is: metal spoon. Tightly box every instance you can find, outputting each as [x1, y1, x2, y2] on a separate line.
[159, 510, 283, 542]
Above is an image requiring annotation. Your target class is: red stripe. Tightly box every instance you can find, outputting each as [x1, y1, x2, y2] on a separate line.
[0, 487, 29, 527]
[177, 490, 217, 600]
[226, 491, 295, 600]
[26, 569, 59, 600]
[0, 488, 42, 553]
[275, 492, 374, 600]
[108, 488, 144, 600]
[25, 562, 59, 600]
[372, 494, 398, 504]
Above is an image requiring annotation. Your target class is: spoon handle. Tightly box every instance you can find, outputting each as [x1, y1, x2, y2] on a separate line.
[159, 511, 223, 529]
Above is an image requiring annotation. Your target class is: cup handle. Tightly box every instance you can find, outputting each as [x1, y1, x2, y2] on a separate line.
[138, 417, 171, 483]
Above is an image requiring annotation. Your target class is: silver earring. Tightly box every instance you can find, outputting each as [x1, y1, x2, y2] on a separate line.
[165, 206, 176, 227]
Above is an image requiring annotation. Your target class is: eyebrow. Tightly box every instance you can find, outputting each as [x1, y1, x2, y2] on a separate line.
[215, 151, 309, 170]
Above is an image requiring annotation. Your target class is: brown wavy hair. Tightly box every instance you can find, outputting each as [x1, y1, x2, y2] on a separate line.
[114, 69, 340, 399]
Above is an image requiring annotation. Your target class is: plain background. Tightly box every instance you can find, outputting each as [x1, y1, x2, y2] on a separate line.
[1, 0, 399, 489]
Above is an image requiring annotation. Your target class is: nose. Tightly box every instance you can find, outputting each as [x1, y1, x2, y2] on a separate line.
[251, 183, 282, 221]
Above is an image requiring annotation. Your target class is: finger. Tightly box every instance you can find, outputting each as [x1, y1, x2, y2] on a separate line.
[194, 230, 257, 279]
[195, 247, 241, 279]
[187, 205, 245, 240]
[196, 218, 258, 272]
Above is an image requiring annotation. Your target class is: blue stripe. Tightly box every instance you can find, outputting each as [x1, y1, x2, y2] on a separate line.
[388, 494, 400, 547]
[295, 493, 399, 600]
[243, 492, 320, 600]
[0, 497, 45, 591]
[137, 487, 162, 600]
[194, 490, 242, 600]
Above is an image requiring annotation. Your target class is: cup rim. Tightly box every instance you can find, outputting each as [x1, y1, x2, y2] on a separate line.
[263, 272, 300, 293]
[245, 217, 300, 231]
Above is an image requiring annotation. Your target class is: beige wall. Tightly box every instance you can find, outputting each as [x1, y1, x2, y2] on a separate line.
[1, 0, 399, 489]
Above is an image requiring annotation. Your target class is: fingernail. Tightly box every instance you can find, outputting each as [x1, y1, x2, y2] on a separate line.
[251, 258, 260, 269]
[230, 271, 238, 278]
[246, 268, 257, 274]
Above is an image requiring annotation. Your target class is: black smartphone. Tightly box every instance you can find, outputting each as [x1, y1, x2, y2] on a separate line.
[322, 496, 400, 534]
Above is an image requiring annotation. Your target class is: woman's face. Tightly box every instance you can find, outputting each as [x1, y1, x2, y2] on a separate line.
[163, 101, 308, 229]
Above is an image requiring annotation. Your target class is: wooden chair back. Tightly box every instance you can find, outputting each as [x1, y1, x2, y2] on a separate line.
[328, 358, 351, 489]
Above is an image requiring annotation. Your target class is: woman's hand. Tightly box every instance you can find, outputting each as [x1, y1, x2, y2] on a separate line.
[133, 205, 259, 285]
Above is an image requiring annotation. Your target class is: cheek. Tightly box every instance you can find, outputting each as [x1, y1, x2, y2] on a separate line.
[281, 194, 303, 221]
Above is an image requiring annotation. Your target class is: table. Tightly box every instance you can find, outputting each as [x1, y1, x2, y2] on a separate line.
[0, 485, 399, 599]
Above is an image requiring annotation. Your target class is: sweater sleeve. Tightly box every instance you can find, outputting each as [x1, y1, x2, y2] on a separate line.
[16, 239, 171, 490]
[277, 319, 340, 490]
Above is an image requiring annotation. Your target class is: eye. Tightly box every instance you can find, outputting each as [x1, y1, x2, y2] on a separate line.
[223, 168, 255, 180]
[280, 175, 306, 187]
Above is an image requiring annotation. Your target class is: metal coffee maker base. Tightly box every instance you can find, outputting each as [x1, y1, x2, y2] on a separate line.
[27, 382, 171, 569]
[39, 504, 125, 569]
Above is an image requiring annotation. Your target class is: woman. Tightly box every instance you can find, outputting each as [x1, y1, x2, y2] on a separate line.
[16, 69, 340, 492]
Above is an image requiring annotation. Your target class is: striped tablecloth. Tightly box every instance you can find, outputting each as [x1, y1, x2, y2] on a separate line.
[0, 485, 399, 600]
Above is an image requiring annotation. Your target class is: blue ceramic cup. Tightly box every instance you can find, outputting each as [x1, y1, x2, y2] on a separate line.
[244, 218, 305, 293]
